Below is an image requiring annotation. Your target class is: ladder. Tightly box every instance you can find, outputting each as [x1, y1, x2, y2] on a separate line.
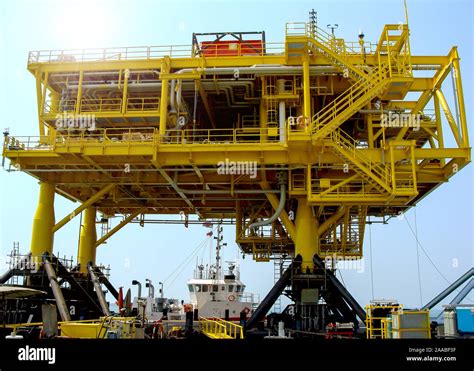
[273, 256, 292, 313]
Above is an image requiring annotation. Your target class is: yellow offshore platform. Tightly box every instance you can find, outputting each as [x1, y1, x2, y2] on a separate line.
[1, 9, 470, 333]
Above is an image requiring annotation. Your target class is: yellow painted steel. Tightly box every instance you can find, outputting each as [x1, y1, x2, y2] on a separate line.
[30, 182, 55, 266]
[95, 208, 145, 247]
[52, 184, 115, 233]
[2, 16, 470, 263]
[294, 198, 319, 270]
[77, 206, 97, 273]
[199, 317, 244, 339]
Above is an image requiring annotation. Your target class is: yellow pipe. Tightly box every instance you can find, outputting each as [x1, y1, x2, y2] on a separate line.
[121, 69, 129, 114]
[53, 184, 115, 233]
[75, 70, 84, 114]
[294, 198, 318, 271]
[159, 59, 170, 140]
[96, 208, 144, 247]
[159, 79, 169, 139]
[78, 206, 97, 273]
[30, 182, 56, 266]
[303, 57, 311, 120]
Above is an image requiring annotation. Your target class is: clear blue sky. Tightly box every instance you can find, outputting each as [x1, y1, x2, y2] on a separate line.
[0, 0, 472, 311]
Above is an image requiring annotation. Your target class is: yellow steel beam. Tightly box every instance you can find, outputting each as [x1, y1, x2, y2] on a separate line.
[77, 206, 97, 274]
[52, 183, 116, 233]
[121, 68, 129, 114]
[294, 198, 318, 270]
[96, 208, 145, 247]
[451, 48, 469, 148]
[317, 206, 346, 236]
[434, 89, 462, 147]
[159, 58, 170, 139]
[30, 182, 56, 266]
[36, 71, 48, 137]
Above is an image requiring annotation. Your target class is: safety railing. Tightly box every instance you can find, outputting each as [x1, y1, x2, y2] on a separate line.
[393, 171, 415, 192]
[3, 136, 50, 151]
[163, 127, 285, 144]
[4, 126, 289, 153]
[312, 64, 391, 139]
[28, 42, 285, 65]
[331, 129, 391, 190]
[240, 293, 260, 306]
[80, 98, 122, 112]
[310, 178, 386, 198]
[3, 317, 137, 339]
[199, 317, 244, 339]
[286, 22, 376, 55]
[44, 96, 161, 115]
[126, 97, 160, 111]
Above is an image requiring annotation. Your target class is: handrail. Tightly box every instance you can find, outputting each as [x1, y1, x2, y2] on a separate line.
[312, 64, 390, 137]
[28, 42, 286, 64]
[331, 129, 390, 185]
[199, 316, 244, 339]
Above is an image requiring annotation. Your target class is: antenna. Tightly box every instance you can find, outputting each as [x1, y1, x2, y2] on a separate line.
[404, 0, 410, 28]
[327, 24, 339, 36]
[309, 9, 317, 35]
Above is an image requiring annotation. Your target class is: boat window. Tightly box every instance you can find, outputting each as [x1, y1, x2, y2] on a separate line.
[202, 285, 208, 292]
[195, 285, 201, 292]
[212, 285, 218, 292]
[228, 285, 234, 292]
[221, 286, 225, 291]
[236, 285, 241, 292]
[188, 284, 194, 292]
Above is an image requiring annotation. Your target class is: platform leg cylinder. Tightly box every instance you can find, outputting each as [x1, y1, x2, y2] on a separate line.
[78, 206, 97, 273]
[30, 182, 56, 267]
[294, 198, 319, 271]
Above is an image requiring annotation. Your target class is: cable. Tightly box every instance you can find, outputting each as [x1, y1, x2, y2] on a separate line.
[413, 208, 424, 306]
[404, 215, 473, 303]
[162, 235, 209, 286]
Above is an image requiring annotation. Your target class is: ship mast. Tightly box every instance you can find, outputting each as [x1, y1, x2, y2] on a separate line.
[213, 222, 226, 280]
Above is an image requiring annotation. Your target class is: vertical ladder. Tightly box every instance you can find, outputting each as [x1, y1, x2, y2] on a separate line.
[7, 242, 20, 285]
[272, 256, 291, 313]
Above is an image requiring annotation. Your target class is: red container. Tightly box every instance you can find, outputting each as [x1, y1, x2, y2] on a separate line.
[200, 40, 264, 56]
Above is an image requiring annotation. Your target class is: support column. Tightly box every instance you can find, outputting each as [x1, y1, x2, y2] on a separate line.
[294, 198, 319, 271]
[30, 182, 56, 267]
[78, 206, 97, 274]
[303, 56, 311, 122]
[121, 68, 130, 114]
[159, 58, 170, 140]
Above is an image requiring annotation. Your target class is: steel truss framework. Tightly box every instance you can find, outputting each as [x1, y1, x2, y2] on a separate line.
[2, 19, 470, 272]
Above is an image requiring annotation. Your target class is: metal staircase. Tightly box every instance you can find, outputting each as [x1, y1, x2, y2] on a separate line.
[312, 64, 391, 141]
[330, 129, 392, 194]
[307, 26, 369, 82]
